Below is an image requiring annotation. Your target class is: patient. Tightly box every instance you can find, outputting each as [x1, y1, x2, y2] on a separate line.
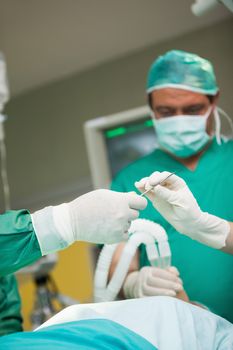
[1, 296, 232, 350]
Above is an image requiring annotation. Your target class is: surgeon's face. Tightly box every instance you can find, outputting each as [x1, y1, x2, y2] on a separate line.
[150, 88, 217, 134]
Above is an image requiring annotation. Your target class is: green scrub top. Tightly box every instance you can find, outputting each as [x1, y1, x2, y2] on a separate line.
[0, 319, 156, 350]
[111, 138, 233, 322]
[0, 210, 42, 336]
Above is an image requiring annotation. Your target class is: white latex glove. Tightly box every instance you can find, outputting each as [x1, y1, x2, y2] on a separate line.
[123, 266, 183, 299]
[32, 189, 147, 255]
[135, 171, 230, 249]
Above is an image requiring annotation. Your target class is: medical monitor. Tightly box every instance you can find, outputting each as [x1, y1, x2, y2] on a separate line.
[84, 106, 158, 189]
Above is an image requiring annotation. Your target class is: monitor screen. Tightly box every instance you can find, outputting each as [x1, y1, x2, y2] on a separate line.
[104, 117, 158, 178]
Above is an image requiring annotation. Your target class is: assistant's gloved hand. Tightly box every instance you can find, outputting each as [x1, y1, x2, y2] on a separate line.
[32, 189, 147, 255]
[123, 266, 183, 299]
[135, 171, 230, 249]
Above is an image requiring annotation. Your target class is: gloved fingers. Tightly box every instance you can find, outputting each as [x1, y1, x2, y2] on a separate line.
[142, 284, 176, 297]
[147, 276, 183, 292]
[150, 267, 182, 283]
[152, 184, 174, 202]
[123, 221, 131, 233]
[167, 266, 180, 276]
[136, 173, 172, 190]
[135, 177, 155, 192]
[127, 192, 147, 210]
[148, 171, 170, 187]
[149, 171, 186, 190]
[122, 231, 129, 241]
[120, 224, 131, 241]
[134, 177, 149, 192]
[128, 209, 140, 221]
[135, 178, 155, 201]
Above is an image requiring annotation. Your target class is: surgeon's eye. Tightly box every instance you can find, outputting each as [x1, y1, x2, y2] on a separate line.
[155, 107, 176, 118]
[183, 104, 207, 115]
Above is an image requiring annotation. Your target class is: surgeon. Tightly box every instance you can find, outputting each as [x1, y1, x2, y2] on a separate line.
[136, 171, 233, 255]
[0, 189, 147, 336]
[109, 50, 233, 322]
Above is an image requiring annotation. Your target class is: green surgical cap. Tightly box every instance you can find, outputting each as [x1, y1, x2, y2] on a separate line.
[147, 50, 218, 95]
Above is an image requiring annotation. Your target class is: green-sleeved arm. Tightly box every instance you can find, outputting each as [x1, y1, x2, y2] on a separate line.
[0, 210, 42, 277]
[0, 274, 23, 336]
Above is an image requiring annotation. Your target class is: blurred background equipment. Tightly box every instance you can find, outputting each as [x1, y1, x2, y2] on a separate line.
[17, 254, 79, 329]
[192, 0, 233, 15]
[0, 53, 9, 111]
[84, 106, 157, 189]
[0, 52, 11, 210]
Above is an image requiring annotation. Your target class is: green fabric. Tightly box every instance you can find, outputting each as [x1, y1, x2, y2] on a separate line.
[111, 138, 233, 323]
[0, 319, 157, 350]
[0, 275, 23, 336]
[0, 210, 42, 336]
[147, 50, 218, 95]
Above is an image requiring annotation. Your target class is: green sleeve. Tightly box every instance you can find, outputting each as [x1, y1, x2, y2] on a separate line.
[0, 274, 23, 336]
[0, 210, 42, 277]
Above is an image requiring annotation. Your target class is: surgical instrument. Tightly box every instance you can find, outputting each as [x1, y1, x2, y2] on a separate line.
[140, 172, 175, 197]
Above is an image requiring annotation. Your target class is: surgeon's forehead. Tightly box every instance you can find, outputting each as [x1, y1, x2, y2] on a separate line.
[150, 88, 209, 107]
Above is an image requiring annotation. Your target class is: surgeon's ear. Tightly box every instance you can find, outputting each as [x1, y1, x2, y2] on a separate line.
[207, 92, 220, 135]
[212, 91, 220, 107]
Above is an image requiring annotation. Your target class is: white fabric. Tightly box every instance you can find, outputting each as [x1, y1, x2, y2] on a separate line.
[135, 172, 230, 249]
[32, 206, 68, 255]
[37, 296, 233, 350]
[52, 203, 74, 245]
[123, 266, 183, 298]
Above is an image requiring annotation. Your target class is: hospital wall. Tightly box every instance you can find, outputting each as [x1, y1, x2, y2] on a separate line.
[3, 17, 233, 330]
[4, 17, 233, 211]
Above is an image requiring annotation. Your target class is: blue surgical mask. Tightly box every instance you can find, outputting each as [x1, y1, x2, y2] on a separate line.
[152, 108, 212, 158]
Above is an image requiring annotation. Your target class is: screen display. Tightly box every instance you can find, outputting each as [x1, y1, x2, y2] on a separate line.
[104, 118, 158, 178]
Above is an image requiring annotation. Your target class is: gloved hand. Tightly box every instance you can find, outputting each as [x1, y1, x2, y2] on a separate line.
[123, 266, 183, 299]
[32, 189, 147, 255]
[135, 171, 230, 249]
